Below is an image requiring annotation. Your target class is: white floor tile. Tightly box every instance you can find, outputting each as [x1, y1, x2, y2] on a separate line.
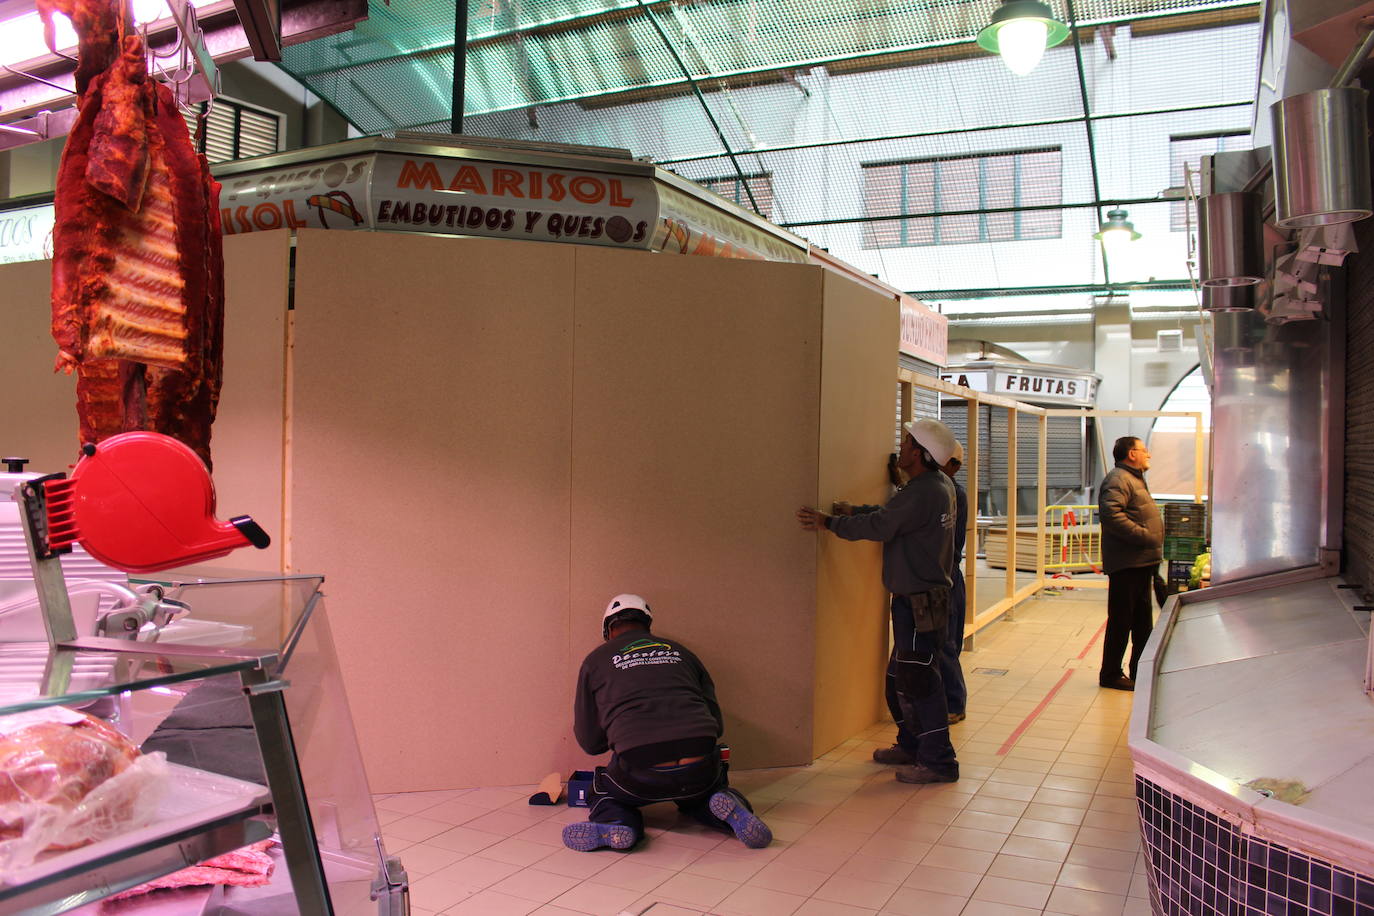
[388, 592, 1174, 916]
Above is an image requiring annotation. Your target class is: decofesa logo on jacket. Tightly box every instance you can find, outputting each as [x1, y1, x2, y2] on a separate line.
[612, 638, 684, 671]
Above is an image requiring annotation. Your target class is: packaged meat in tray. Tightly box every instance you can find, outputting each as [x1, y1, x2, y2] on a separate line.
[0, 705, 167, 871]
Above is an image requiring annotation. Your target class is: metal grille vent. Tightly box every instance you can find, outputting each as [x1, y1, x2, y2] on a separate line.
[1157, 329, 1184, 353]
[1144, 361, 1172, 387]
[183, 97, 283, 164]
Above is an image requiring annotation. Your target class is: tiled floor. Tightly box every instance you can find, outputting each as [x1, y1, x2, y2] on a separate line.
[378, 586, 1152, 916]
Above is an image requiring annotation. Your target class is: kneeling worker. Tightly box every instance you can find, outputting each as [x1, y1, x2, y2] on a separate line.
[564, 594, 772, 852]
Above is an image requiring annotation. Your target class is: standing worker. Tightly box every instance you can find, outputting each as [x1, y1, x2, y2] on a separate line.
[797, 419, 960, 784]
[1098, 436, 1164, 691]
[565, 594, 772, 852]
[939, 443, 968, 725]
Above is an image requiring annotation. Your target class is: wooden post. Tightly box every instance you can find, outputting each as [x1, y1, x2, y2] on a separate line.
[1194, 411, 1205, 504]
[1005, 408, 1017, 613]
[1037, 413, 1048, 591]
[965, 397, 978, 647]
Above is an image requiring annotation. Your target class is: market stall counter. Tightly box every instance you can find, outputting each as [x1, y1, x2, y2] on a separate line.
[0, 568, 404, 915]
[1128, 571, 1374, 912]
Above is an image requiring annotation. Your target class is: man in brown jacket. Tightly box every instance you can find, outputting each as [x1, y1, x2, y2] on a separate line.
[1098, 436, 1164, 691]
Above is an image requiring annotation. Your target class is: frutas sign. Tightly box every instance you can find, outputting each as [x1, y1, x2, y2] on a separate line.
[941, 367, 1097, 406]
[995, 371, 1096, 405]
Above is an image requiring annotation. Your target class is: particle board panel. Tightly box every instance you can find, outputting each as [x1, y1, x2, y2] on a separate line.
[814, 271, 899, 758]
[568, 247, 822, 771]
[198, 230, 292, 573]
[0, 258, 77, 474]
[289, 230, 577, 791]
[0, 238, 287, 573]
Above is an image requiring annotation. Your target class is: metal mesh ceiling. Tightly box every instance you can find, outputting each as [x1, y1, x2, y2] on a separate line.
[276, 0, 1262, 296]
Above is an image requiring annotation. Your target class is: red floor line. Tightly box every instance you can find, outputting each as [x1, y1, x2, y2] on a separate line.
[995, 620, 1108, 756]
[1076, 619, 1109, 659]
[997, 669, 1074, 756]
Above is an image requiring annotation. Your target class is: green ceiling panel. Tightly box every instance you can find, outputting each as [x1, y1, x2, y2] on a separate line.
[273, 0, 1260, 294]
[280, 0, 1257, 121]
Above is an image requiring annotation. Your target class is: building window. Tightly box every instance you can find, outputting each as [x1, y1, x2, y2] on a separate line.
[862, 148, 1062, 249]
[1170, 131, 1250, 231]
[182, 96, 284, 164]
[697, 173, 774, 219]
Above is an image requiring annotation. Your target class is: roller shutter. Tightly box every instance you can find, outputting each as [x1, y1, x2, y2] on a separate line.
[1346, 204, 1374, 596]
[894, 356, 940, 449]
[943, 404, 1085, 489]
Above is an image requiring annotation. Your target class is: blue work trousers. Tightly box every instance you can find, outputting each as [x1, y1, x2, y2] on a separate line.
[585, 751, 750, 845]
[939, 565, 968, 717]
[884, 592, 959, 777]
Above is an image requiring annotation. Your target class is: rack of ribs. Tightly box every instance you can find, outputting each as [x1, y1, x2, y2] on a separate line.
[43, 0, 225, 470]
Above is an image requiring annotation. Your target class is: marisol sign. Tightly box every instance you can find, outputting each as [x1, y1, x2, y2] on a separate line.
[212, 146, 810, 264]
[220, 157, 374, 233]
[371, 156, 657, 250]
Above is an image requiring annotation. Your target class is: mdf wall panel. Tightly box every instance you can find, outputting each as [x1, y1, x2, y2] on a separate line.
[569, 247, 822, 770]
[0, 260, 76, 473]
[0, 238, 286, 570]
[289, 230, 577, 791]
[201, 230, 292, 573]
[813, 272, 898, 757]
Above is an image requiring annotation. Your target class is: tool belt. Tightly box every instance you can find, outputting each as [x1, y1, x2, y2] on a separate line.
[906, 587, 950, 634]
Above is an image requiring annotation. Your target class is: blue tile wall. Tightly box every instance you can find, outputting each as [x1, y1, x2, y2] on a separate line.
[1136, 775, 1374, 916]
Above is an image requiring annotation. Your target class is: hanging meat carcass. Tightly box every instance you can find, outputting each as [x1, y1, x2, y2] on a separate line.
[41, 0, 225, 470]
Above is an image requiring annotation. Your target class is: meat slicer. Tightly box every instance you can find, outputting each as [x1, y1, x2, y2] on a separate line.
[9, 432, 270, 649]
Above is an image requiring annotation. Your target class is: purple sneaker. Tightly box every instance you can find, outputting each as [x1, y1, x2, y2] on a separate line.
[562, 821, 637, 852]
[708, 792, 772, 849]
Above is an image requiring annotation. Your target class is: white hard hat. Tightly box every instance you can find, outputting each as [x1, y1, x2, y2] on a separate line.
[903, 419, 959, 467]
[603, 594, 652, 637]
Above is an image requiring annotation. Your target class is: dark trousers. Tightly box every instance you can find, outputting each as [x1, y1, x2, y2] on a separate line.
[1102, 564, 1156, 682]
[884, 593, 958, 776]
[939, 565, 968, 716]
[586, 751, 750, 844]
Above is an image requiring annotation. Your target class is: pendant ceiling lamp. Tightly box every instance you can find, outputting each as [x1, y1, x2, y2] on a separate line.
[1093, 208, 1141, 255]
[976, 0, 1070, 76]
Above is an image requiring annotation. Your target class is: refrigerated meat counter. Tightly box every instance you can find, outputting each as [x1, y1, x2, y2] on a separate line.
[0, 441, 405, 915]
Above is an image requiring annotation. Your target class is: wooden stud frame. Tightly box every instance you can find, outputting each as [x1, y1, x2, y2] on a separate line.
[898, 369, 1207, 638]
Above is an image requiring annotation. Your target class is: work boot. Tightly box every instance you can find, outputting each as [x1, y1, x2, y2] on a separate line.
[895, 764, 959, 785]
[562, 822, 636, 852]
[708, 792, 772, 848]
[872, 744, 917, 765]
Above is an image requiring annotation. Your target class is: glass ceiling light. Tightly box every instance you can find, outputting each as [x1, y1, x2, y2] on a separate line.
[1093, 208, 1141, 255]
[976, 0, 1070, 76]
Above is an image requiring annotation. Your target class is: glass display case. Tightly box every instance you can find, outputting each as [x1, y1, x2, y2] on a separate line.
[0, 573, 406, 916]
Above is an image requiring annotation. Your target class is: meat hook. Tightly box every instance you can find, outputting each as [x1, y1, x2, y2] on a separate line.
[0, 63, 72, 95]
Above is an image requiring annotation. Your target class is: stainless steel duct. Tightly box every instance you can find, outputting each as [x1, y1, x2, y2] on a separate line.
[1271, 87, 1373, 228]
[1203, 284, 1256, 311]
[1198, 192, 1264, 286]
